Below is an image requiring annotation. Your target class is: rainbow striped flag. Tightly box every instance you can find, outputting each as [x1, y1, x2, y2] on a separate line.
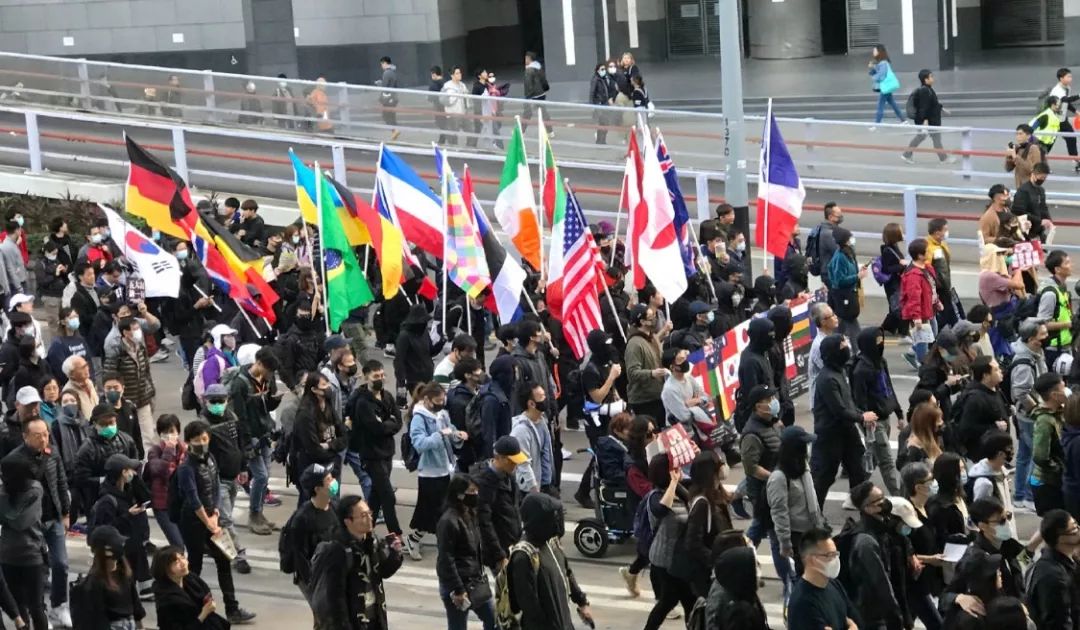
[436, 147, 490, 299]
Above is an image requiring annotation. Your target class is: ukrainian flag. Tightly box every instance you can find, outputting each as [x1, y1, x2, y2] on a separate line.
[289, 150, 369, 246]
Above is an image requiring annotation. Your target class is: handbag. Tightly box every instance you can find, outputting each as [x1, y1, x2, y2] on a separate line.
[466, 576, 493, 606]
[880, 68, 900, 95]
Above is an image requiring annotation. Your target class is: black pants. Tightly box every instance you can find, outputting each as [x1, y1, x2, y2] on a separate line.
[643, 567, 697, 630]
[434, 113, 449, 145]
[575, 418, 608, 500]
[365, 458, 402, 535]
[179, 512, 238, 613]
[811, 427, 869, 510]
[1060, 119, 1079, 160]
[1034, 483, 1065, 516]
[2, 565, 45, 630]
[630, 400, 666, 424]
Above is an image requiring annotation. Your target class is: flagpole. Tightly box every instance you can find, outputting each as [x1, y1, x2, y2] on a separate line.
[232, 297, 260, 335]
[439, 147, 450, 339]
[611, 171, 626, 267]
[192, 284, 223, 313]
[566, 179, 625, 344]
[292, 148, 316, 269]
[688, 224, 719, 302]
[315, 161, 332, 336]
[761, 98, 774, 275]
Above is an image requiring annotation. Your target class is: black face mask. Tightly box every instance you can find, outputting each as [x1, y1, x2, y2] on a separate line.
[295, 316, 315, 332]
[342, 364, 358, 377]
[673, 361, 690, 374]
[835, 346, 852, 366]
[462, 494, 479, 508]
[369, 379, 384, 392]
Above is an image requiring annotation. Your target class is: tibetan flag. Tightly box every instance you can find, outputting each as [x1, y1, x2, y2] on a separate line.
[326, 174, 404, 299]
[289, 150, 369, 247]
[124, 135, 198, 240]
[466, 168, 526, 324]
[316, 166, 373, 331]
[656, 132, 696, 278]
[755, 110, 806, 258]
[539, 114, 565, 233]
[436, 148, 491, 299]
[690, 343, 727, 419]
[493, 123, 542, 270]
[375, 146, 444, 258]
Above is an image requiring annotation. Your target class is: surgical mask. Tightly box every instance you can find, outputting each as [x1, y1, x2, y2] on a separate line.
[45, 253, 56, 261]
[14, 216, 23, 227]
[292, 235, 300, 245]
[822, 556, 841, 579]
[995, 522, 1013, 541]
[899, 524, 913, 537]
[102, 228, 111, 238]
[706, 311, 715, 324]
[67, 317, 79, 331]
[151, 229, 161, 241]
[768, 398, 780, 417]
[463, 493, 479, 508]
[835, 216, 844, 225]
[105, 390, 122, 405]
[98, 425, 118, 439]
[735, 241, 746, 252]
[176, 249, 189, 261]
[960, 471, 969, 486]
[278, 81, 287, 89]
[1067, 387, 1074, 399]
[598, 69, 606, 77]
[132, 328, 144, 343]
[849, 237, 857, 246]
[329, 479, 340, 497]
[608, 66, 617, 73]
[942, 231, 950, 241]
[430, 402, 445, 413]
[1006, 254, 1015, 268]
[90, 234, 103, 245]
[929, 479, 939, 496]
[61, 404, 77, 417]
[731, 294, 743, 307]
[207, 402, 227, 416]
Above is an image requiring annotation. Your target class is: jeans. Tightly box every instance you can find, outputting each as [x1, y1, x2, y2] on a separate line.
[248, 437, 271, 515]
[912, 318, 939, 363]
[745, 518, 794, 601]
[41, 519, 68, 607]
[1014, 418, 1035, 503]
[218, 480, 245, 557]
[109, 620, 137, 630]
[440, 587, 497, 630]
[153, 509, 185, 548]
[875, 92, 904, 123]
[343, 451, 373, 501]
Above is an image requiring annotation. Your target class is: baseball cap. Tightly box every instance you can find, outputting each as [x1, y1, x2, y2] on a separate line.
[87, 525, 126, 555]
[7, 293, 32, 311]
[888, 497, 924, 530]
[629, 304, 650, 326]
[324, 335, 349, 353]
[204, 384, 228, 400]
[236, 343, 261, 366]
[746, 384, 775, 407]
[494, 436, 529, 465]
[90, 403, 117, 424]
[690, 301, 712, 316]
[299, 463, 332, 494]
[935, 327, 960, 354]
[210, 324, 238, 348]
[104, 453, 141, 475]
[780, 425, 817, 444]
[15, 386, 40, 407]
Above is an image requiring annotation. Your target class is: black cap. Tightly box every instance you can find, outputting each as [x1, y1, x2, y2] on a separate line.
[324, 335, 349, 353]
[105, 454, 141, 475]
[87, 524, 126, 555]
[629, 304, 650, 326]
[493, 436, 529, 464]
[90, 403, 117, 424]
[7, 311, 30, 327]
[746, 384, 775, 407]
[299, 463, 332, 494]
[780, 425, 817, 444]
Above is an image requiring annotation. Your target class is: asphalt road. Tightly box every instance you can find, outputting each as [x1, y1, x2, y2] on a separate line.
[54, 295, 1041, 630]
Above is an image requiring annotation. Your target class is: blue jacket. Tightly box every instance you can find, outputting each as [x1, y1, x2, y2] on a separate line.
[409, 406, 461, 478]
[869, 61, 891, 86]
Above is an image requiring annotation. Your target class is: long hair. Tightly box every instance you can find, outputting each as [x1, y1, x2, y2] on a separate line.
[90, 546, 132, 592]
[872, 44, 890, 62]
[909, 402, 944, 461]
[298, 372, 331, 429]
[626, 416, 654, 468]
[688, 450, 731, 507]
[443, 473, 477, 521]
[409, 382, 445, 418]
[933, 452, 965, 503]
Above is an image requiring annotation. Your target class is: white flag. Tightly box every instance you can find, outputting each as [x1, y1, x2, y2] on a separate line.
[100, 204, 181, 298]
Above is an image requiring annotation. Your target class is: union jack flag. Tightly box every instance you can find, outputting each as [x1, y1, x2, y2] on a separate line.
[656, 132, 696, 277]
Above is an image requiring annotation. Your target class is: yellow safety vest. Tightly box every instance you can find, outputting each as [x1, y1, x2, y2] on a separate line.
[1031, 107, 1062, 147]
[1044, 283, 1073, 347]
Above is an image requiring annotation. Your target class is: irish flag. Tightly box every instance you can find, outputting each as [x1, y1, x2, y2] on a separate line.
[539, 112, 565, 228]
[494, 123, 542, 271]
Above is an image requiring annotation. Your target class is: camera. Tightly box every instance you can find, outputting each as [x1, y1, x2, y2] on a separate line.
[1008, 142, 1015, 149]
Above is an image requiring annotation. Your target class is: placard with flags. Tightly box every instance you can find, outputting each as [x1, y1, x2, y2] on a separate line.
[755, 108, 806, 258]
[100, 204, 180, 298]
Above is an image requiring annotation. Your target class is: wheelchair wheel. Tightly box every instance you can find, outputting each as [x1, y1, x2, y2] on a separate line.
[574, 518, 609, 558]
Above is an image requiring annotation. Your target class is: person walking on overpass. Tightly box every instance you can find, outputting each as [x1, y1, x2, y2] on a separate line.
[902, 70, 955, 164]
[869, 44, 905, 125]
[377, 56, 401, 142]
[1048, 67, 1080, 172]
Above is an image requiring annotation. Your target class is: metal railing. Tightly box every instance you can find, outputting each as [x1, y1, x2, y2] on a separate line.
[3, 51, 1080, 200]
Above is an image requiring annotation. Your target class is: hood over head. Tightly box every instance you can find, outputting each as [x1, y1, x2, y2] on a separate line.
[488, 354, 515, 396]
[402, 304, 431, 330]
[747, 317, 775, 353]
[713, 546, 759, 600]
[520, 492, 564, 542]
[587, 329, 613, 358]
[753, 276, 776, 304]
[767, 306, 793, 341]
[856, 326, 885, 363]
[716, 282, 737, 313]
[786, 253, 808, 278]
[820, 333, 851, 369]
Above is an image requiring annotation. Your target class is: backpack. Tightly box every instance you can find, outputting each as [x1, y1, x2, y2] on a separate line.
[964, 472, 1000, 503]
[278, 510, 301, 574]
[870, 256, 891, 286]
[400, 430, 420, 472]
[632, 488, 659, 559]
[1036, 84, 1055, 115]
[496, 540, 541, 630]
[905, 89, 919, 121]
[464, 390, 490, 443]
[998, 355, 1034, 407]
[208, 424, 244, 479]
[806, 225, 823, 277]
[833, 519, 862, 598]
[87, 493, 118, 534]
[193, 354, 228, 399]
[68, 574, 91, 630]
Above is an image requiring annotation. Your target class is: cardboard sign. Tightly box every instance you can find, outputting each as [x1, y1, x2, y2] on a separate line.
[1011, 240, 1044, 271]
[651, 424, 701, 469]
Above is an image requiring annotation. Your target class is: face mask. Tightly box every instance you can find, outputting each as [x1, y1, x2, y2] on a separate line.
[1067, 387, 1074, 399]
[132, 329, 144, 344]
[151, 230, 161, 242]
[105, 390, 121, 405]
[14, 216, 23, 227]
[98, 425, 117, 439]
[673, 361, 690, 374]
[598, 69, 606, 77]
[369, 379, 384, 392]
[123, 469, 136, 483]
[995, 522, 1013, 541]
[768, 398, 781, 417]
[462, 493, 479, 508]
[942, 231, 950, 241]
[189, 443, 207, 457]
[960, 471, 969, 486]
[162, 433, 179, 445]
[343, 364, 358, 376]
[207, 402, 227, 416]
[292, 235, 300, 245]
[731, 294, 743, 307]
[102, 228, 111, 239]
[329, 479, 340, 497]
[929, 479, 939, 496]
[1036, 178, 1047, 187]
[90, 234, 103, 245]
[61, 404, 77, 417]
[735, 241, 746, 252]
[45, 253, 56, 261]
[849, 237, 857, 246]
[176, 249, 189, 261]
[608, 66, 617, 73]
[278, 81, 287, 89]
[835, 216, 844, 225]
[706, 311, 715, 324]
[67, 317, 79, 331]
[430, 402, 445, 413]
[1006, 254, 1015, 268]
[822, 556, 842, 579]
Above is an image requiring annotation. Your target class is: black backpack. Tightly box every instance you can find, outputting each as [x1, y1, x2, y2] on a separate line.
[68, 574, 91, 630]
[464, 390, 490, 443]
[278, 510, 300, 574]
[833, 518, 863, 598]
[400, 430, 419, 472]
[806, 225, 824, 277]
[905, 89, 919, 121]
[998, 355, 1034, 407]
[964, 473, 1001, 503]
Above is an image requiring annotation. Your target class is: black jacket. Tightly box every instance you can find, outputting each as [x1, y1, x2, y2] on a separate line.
[738, 318, 775, 397]
[436, 507, 485, 595]
[69, 284, 98, 341]
[51, 408, 89, 480]
[288, 500, 344, 585]
[205, 408, 247, 480]
[273, 327, 323, 390]
[851, 327, 902, 422]
[812, 336, 863, 435]
[880, 244, 905, 296]
[152, 573, 230, 630]
[5, 444, 69, 522]
[73, 430, 138, 502]
[1013, 181, 1051, 239]
[589, 74, 612, 106]
[1028, 547, 1080, 630]
[958, 381, 1010, 458]
[767, 307, 795, 426]
[227, 366, 280, 441]
[394, 310, 439, 389]
[113, 399, 145, 460]
[162, 266, 212, 340]
[35, 257, 68, 298]
[910, 84, 943, 125]
[293, 399, 347, 473]
[309, 533, 403, 630]
[234, 215, 266, 249]
[347, 385, 401, 460]
[473, 462, 522, 569]
[479, 357, 515, 459]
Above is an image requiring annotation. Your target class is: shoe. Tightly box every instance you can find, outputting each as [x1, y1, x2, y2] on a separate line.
[943, 155, 959, 164]
[264, 491, 283, 507]
[227, 608, 257, 624]
[903, 351, 919, 370]
[149, 348, 170, 363]
[160, 337, 176, 349]
[561, 448, 573, 461]
[900, 153, 915, 164]
[901, 119, 912, 125]
[667, 609, 682, 620]
[233, 556, 252, 574]
[138, 587, 154, 602]
[383, 344, 396, 358]
[842, 497, 857, 511]
[867, 125, 878, 132]
[898, 335, 913, 346]
[67, 522, 87, 537]
[405, 533, 423, 561]
[50, 603, 72, 628]
[619, 566, 641, 598]
[1014, 499, 1035, 512]
[574, 492, 595, 510]
[248, 512, 274, 536]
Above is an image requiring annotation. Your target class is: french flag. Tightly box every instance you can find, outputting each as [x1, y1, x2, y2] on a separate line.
[375, 145, 444, 258]
[754, 110, 805, 259]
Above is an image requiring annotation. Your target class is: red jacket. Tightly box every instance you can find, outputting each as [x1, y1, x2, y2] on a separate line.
[900, 264, 937, 321]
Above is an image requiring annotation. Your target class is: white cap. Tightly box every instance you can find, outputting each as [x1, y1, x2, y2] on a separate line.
[15, 386, 40, 407]
[888, 497, 924, 530]
[210, 324, 238, 349]
[7, 293, 33, 311]
[236, 343, 261, 366]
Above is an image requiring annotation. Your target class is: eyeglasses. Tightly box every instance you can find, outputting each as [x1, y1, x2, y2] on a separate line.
[811, 551, 840, 561]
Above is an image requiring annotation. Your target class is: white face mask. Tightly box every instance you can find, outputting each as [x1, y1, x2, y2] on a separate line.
[942, 231, 950, 241]
[735, 241, 746, 252]
[1066, 387, 1074, 399]
[994, 522, 1013, 541]
[822, 556, 841, 579]
[598, 69, 606, 77]
[849, 236, 857, 246]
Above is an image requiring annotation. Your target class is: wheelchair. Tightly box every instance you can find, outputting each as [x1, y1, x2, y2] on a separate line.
[572, 447, 639, 559]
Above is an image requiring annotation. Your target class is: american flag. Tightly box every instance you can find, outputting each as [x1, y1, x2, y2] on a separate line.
[561, 187, 603, 360]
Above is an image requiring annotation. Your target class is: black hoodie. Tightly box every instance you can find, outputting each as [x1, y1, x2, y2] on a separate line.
[851, 327, 901, 422]
[511, 493, 587, 630]
[152, 572, 229, 629]
[767, 306, 795, 426]
[752, 276, 777, 314]
[738, 318, 775, 398]
[781, 253, 809, 301]
[394, 304, 439, 390]
[813, 334, 863, 434]
[715, 282, 742, 334]
[705, 546, 770, 630]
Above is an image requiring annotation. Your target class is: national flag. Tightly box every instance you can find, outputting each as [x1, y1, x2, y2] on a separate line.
[436, 149, 491, 299]
[100, 204, 181, 298]
[755, 110, 806, 258]
[325, 175, 404, 299]
[192, 207, 280, 320]
[124, 135, 198, 240]
[371, 174, 438, 301]
[556, 184, 603, 360]
[690, 343, 727, 419]
[316, 165, 373, 331]
[656, 132, 696, 277]
[718, 321, 752, 419]
[493, 123, 542, 270]
[289, 151, 369, 247]
[465, 167, 526, 323]
[539, 118, 565, 232]
[375, 145, 444, 258]
[790, 298, 812, 351]
[637, 127, 689, 302]
[622, 131, 646, 289]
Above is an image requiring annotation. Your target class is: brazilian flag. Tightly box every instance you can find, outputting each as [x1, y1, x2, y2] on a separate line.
[316, 165, 372, 331]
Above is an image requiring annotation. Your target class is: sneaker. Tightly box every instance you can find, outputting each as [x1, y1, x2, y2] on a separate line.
[667, 609, 683, 620]
[149, 348, 170, 363]
[898, 335, 913, 346]
[561, 448, 573, 461]
[903, 351, 919, 370]
[227, 608, 257, 625]
[233, 556, 252, 574]
[901, 153, 916, 164]
[619, 566, 641, 598]
[67, 522, 87, 537]
[842, 497, 857, 511]
[1014, 499, 1036, 512]
[159, 337, 176, 349]
[867, 125, 878, 132]
[264, 491, 283, 507]
[405, 533, 423, 561]
[144, 541, 157, 555]
[383, 344, 396, 358]
[51, 603, 72, 628]
[138, 586, 154, 602]
[248, 512, 274, 536]
[943, 155, 959, 164]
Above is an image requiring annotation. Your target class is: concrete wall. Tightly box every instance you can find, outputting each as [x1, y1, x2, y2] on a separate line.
[463, 0, 521, 71]
[1066, 0, 1080, 64]
[610, 0, 667, 62]
[954, 0, 981, 54]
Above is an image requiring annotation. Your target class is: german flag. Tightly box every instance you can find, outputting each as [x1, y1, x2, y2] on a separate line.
[125, 135, 198, 240]
[195, 207, 279, 319]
